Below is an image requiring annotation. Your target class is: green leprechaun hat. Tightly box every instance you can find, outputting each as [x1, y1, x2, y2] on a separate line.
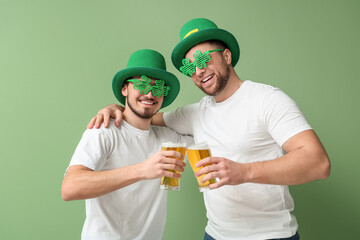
[112, 49, 180, 109]
[171, 18, 240, 72]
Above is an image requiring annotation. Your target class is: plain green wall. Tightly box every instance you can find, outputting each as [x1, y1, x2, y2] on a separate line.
[1, 0, 359, 239]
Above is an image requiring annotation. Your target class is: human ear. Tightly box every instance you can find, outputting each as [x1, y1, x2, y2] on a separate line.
[122, 84, 128, 97]
[223, 49, 232, 64]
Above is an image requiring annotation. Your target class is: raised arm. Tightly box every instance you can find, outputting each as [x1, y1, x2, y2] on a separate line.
[61, 150, 185, 201]
[87, 104, 166, 129]
[151, 112, 166, 127]
[196, 129, 330, 188]
[87, 104, 124, 129]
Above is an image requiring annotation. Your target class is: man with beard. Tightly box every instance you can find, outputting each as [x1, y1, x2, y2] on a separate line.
[88, 19, 330, 240]
[61, 49, 193, 240]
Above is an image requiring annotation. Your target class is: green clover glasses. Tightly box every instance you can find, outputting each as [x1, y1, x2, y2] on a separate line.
[127, 75, 170, 98]
[180, 49, 224, 77]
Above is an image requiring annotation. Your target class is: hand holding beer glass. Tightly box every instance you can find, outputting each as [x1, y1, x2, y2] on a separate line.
[187, 142, 217, 192]
[160, 142, 186, 190]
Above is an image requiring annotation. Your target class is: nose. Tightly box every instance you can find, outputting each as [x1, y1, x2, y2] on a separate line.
[144, 90, 154, 97]
[194, 66, 205, 76]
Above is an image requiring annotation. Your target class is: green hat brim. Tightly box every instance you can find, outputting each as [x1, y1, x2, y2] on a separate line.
[171, 28, 240, 71]
[112, 67, 180, 109]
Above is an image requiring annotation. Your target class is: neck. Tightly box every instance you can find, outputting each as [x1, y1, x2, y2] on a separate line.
[214, 69, 243, 103]
[122, 109, 152, 131]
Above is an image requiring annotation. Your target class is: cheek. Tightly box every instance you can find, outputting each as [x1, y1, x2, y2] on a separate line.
[128, 89, 143, 101]
[158, 96, 165, 103]
[191, 76, 200, 85]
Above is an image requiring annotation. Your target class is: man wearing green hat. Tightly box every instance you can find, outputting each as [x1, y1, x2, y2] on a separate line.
[62, 49, 193, 240]
[89, 18, 330, 240]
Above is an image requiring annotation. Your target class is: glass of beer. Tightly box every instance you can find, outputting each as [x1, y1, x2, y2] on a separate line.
[186, 142, 217, 192]
[160, 142, 186, 191]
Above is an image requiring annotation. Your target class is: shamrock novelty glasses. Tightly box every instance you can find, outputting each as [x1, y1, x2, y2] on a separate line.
[180, 49, 224, 77]
[127, 75, 170, 98]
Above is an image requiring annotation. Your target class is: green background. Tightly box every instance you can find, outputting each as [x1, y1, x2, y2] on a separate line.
[1, 0, 359, 239]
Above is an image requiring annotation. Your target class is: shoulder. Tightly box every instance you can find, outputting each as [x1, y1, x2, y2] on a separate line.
[243, 80, 278, 94]
[243, 80, 291, 102]
[150, 125, 193, 145]
[164, 101, 202, 119]
[151, 125, 186, 140]
[83, 119, 120, 138]
[151, 125, 177, 136]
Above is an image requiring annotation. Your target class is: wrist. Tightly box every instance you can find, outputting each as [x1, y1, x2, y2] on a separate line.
[243, 162, 256, 183]
[118, 105, 124, 111]
[134, 162, 147, 181]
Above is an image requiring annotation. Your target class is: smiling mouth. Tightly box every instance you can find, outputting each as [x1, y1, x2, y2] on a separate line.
[201, 74, 214, 83]
[140, 99, 156, 105]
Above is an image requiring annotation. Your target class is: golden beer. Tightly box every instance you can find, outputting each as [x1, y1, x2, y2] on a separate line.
[160, 142, 186, 190]
[187, 142, 217, 192]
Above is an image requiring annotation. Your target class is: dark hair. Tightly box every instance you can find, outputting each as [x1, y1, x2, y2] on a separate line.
[123, 78, 131, 87]
[206, 40, 229, 50]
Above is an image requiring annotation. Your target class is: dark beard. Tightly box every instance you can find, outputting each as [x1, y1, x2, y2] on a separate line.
[201, 64, 230, 96]
[211, 64, 230, 96]
[127, 98, 159, 119]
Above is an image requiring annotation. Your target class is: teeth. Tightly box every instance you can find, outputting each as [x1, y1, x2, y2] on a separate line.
[202, 75, 213, 83]
[141, 101, 154, 105]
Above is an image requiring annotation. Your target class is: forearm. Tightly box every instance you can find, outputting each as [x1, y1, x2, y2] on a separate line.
[151, 112, 166, 126]
[246, 146, 330, 185]
[199, 130, 330, 188]
[62, 164, 144, 201]
[245, 130, 330, 185]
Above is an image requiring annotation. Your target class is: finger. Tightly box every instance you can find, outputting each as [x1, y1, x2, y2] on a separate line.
[103, 111, 110, 128]
[113, 110, 123, 127]
[94, 114, 104, 129]
[200, 171, 218, 183]
[162, 162, 185, 172]
[162, 170, 182, 178]
[165, 157, 186, 167]
[161, 157, 186, 168]
[161, 150, 185, 160]
[195, 161, 220, 177]
[195, 157, 216, 168]
[87, 117, 96, 129]
[208, 180, 223, 189]
[195, 165, 214, 177]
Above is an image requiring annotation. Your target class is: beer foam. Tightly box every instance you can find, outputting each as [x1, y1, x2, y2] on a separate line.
[187, 142, 209, 150]
[161, 141, 186, 148]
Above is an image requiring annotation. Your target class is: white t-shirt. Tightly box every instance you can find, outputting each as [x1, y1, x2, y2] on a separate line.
[164, 80, 312, 240]
[67, 120, 193, 240]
